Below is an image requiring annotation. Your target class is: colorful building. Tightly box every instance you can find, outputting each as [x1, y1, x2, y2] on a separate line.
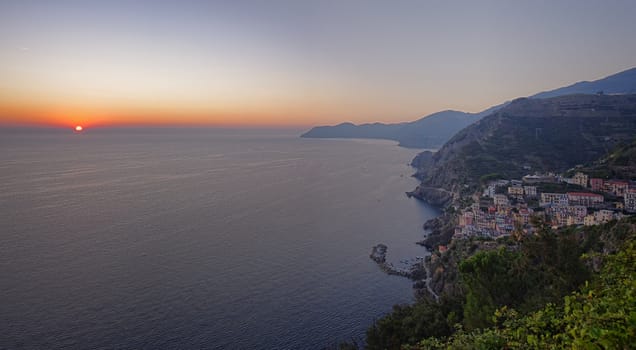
[567, 192, 604, 206]
[540, 193, 569, 207]
[572, 172, 589, 188]
[606, 180, 629, 196]
[590, 178, 604, 191]
[625, 189, 636, 212]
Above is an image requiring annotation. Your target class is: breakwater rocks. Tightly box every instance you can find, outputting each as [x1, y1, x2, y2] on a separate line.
[370, 244, 427, 279]
[370, 244, 387, 263]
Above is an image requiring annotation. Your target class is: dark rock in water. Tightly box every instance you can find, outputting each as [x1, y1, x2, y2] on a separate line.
[370, 244, 387, 263]
[405, 191, 419, 199]
[370, 244, 428, 281]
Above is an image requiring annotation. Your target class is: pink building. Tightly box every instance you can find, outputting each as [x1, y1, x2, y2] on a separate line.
[590, 178, 604, 192]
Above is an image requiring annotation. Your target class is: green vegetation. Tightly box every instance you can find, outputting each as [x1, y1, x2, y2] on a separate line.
[366, 295, 463, 348]
[479, 173, 505, 185]
[409, 233, 636, 349]
[371, 98, 636, 350]
[357, 217, 636, 350]
[577, 140, 636, 180]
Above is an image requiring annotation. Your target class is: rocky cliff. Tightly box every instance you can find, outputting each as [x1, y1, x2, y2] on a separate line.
[411, 94, 636, 205]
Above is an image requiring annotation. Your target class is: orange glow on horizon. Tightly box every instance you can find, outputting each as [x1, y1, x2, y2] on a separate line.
[0, 102, 346, 129]
[0, 84, 352, 128]
[0, 80, 434, 128]
[75, 125, 83, 131]
[0, 77, 453, 128]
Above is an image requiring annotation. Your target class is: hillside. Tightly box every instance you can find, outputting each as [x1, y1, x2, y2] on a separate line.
[411, 94, 636, 205]
[341, 137, 636, 349]
[532, 67, 636, 99]
[300, 109, 491, 149]
[302, 67, 636, 149]
[409, 222, 636, 350]
[571, 139, 636, 180]
[357, 217, 636, 350]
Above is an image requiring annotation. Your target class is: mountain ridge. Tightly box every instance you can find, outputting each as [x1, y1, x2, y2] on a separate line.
[301, 107, 496, 149]
[410, 93, 636, 207]
[301, 67, 636, 148]
[531, 67, 636, 99]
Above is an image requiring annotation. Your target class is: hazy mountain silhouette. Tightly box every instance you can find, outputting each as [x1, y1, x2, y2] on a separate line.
[301, 67, 636, 148]
[531, 67, 636, 99]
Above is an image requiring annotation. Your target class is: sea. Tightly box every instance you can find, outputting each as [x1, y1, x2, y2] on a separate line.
[0, 127, 439, 349]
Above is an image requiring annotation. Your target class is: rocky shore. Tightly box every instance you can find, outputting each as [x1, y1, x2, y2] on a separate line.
[378, 146, 460, 299]
[417, 213, 457, 249]
[405, 185, 454, 208]
[404, 185, 459, 299]
[369, 244, 427, 280]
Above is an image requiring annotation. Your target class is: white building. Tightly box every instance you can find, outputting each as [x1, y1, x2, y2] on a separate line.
[493, 194, 509, 207]
[540, 193, 569, 207]
[483, 184, 496, 198]
[524, 186, 537, 197]
[508, 186, 524, 199]
[625, 190, 636, 212]
[572, 172, 589, 188]
[594, 210, 615, 224]
[567, 192, 604, 207]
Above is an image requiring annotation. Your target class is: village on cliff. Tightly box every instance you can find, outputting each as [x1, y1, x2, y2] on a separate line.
[450, 171, 636, 248]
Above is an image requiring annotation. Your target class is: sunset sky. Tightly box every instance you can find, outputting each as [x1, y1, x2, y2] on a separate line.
[1, 0, 635, 128]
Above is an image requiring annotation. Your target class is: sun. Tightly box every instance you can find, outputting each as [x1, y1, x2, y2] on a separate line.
[74, 125, 83, 132]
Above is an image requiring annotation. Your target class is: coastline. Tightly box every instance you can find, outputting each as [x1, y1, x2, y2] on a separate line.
[369, 153, 458, 301]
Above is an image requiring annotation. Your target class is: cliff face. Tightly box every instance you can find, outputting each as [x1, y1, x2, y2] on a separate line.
[412, 94, 636, 204]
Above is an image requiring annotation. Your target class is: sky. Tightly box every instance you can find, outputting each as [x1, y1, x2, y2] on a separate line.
[0, 0, 635, 128]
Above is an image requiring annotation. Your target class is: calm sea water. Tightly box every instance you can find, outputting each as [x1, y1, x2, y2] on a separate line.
[0, 128, 438, 349]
